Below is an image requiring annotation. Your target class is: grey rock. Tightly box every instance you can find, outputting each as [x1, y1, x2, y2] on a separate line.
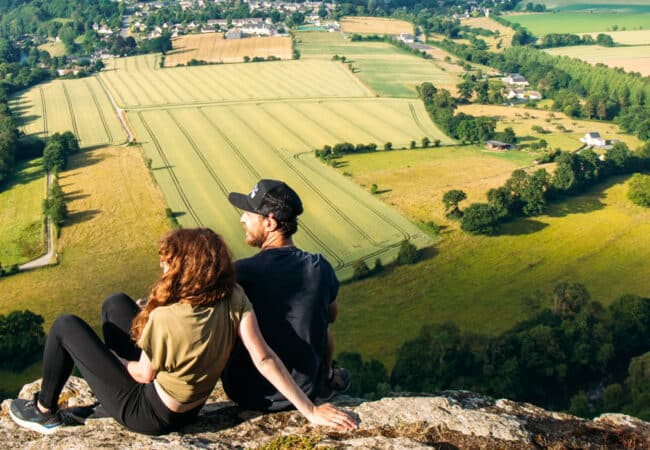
[1, 378, 649, 449]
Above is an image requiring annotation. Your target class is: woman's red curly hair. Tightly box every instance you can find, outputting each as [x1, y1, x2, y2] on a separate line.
[131, 228, 235, 341]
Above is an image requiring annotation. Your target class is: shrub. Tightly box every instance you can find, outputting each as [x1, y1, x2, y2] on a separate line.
[370, 183, 378, 194]
[460, 203, 500, 235]
[352, 259, 371, 280]
[410, 140, 416, 149]
[373, 258, 384, 273]
[628, 173, 650, 207]
[396, 239, 418, 265]
[422, 137, 430, 148]
[384, 142, 392, 151]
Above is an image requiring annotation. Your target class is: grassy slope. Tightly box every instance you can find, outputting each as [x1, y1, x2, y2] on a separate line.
[296, 31, 459, 97]
[0, 158, 46, 266]
[332, 148, 650, 369]
[0, 146, 169, 334]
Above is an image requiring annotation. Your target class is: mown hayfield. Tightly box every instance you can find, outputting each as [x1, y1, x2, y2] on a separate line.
[545, 45, 650, 76]
[127, 98, 445, 278]
[457, 104, 642, 151]
[100, 56, 372, 108]
[587, 29, 650, 45]
[9, 78, 126, 148]
[340, 16, 414, 35]
[463, 17, 515, 51]
[296, 31, 460, 97]
[332, 150, 650, 368]
[506, 12, 650, 35]
[0, 159, 46, 266]
[164, 33, 292, 66]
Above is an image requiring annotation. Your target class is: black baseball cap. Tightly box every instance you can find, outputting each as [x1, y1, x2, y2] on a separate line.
[228, 179, 303, 221]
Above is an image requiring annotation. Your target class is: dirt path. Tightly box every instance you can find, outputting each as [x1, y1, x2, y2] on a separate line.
[18, 172, 57, 271]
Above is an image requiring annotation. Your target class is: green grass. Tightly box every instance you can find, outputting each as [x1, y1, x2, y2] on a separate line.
[296, 31, 459, 97]
[333, 163, 650, 369]
[506, 12, 650, 35]
[0, 158, 46, 266]
[532, 1, 650, 13]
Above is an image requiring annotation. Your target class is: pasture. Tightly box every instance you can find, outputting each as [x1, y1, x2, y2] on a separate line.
[128, 98, 444, 278]
[506, 12, 650, 35]
[545, 45, 650, 77]
[37, 41, 66, 57]
[333, 150, 650, 368]
[0, 158, 46, 266]
[340, 16, 414, 35]
[100, 56, 372, 108]
[164, 33, 292, 66]
[9, 78, 126, 148]
[296, 31, 461, 97]
[457, 104, 643, 151]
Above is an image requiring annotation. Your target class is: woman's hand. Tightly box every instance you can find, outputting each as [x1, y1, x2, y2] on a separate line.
[306, 403, 359, 431]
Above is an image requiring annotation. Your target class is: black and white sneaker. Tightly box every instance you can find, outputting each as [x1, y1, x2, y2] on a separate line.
[8, 393, 62, 434]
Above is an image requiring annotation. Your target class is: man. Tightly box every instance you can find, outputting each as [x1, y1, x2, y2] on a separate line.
[222, 179, 350, 411]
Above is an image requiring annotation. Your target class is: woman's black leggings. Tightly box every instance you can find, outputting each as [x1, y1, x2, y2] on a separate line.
[38, 293, 201, 435]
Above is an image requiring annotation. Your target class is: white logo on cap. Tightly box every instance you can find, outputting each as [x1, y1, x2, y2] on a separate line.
[249, 184, 259, 199]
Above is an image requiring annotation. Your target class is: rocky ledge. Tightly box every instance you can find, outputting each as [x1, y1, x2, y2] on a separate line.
[1, 377, 649, 449]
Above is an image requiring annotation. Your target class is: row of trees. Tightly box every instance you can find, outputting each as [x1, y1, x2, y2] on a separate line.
[417, 82, 496, 143]
[0, 310, 45, 372]
[539, 33, 615, 49]
[457, 142, 650, 235]
[43, 131, 80, 172]
[340, 284, 650, 419]
[0, 102, 20, 188]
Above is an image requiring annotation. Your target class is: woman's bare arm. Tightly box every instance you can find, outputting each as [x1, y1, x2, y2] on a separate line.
[238, 311, 358, 431]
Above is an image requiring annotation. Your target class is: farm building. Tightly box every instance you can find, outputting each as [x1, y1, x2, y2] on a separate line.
[505, 87, 525, 100]
[486, 140, 515, 151]
[241, 23, 275, 36]
[400, 33, 415, 43]
[580, 132, 606, 148]
[501, 73, 529, 87]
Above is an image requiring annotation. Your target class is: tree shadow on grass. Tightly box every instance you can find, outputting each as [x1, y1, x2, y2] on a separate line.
[64, 190, 90, 202]
[496, 218, 549, 236]
[544, 176, 626, 218]
[61, 152, 106, 172]
[375, 188, 392, 194]
[65, 209, 100, 226]
[152, 165, 175, 171]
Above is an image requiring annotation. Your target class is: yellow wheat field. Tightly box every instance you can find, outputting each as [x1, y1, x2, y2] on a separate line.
[340, 16, 414, 35]
[164, 33, 293, 66]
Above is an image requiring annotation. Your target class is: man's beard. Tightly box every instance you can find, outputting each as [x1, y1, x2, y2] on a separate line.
[245, 229, 266, 248]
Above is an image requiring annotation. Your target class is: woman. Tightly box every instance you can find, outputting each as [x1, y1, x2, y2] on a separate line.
[9, 228, 358, 435]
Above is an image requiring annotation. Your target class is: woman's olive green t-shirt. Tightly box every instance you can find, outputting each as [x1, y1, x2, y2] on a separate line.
[137, 284, 252, 404]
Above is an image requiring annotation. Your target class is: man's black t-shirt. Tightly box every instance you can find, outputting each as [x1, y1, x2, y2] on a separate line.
[221, 246, 339, 411]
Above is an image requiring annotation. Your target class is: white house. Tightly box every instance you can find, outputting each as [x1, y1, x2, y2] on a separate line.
[399, 33, 415, 44]
[580, 132, 606, 148]
[501, 73, 529, 87]
[241, 23, 274, 36]
[527, 90, 543, 100]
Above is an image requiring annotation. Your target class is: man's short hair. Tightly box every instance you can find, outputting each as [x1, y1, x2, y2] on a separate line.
[260, 187, 299, 237]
